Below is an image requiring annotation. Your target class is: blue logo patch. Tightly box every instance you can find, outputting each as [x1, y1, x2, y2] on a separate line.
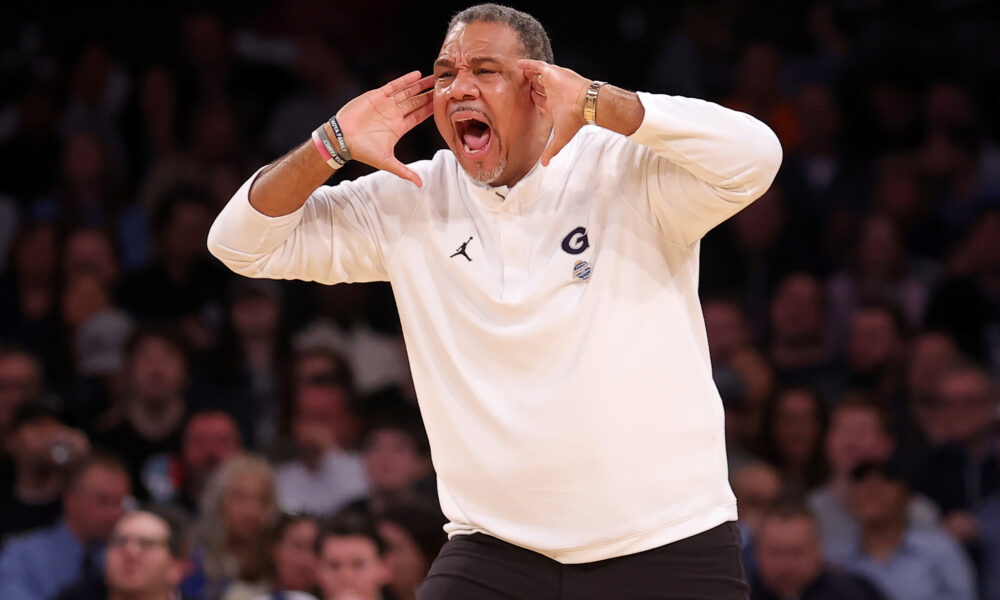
[573, 260, 592, 281]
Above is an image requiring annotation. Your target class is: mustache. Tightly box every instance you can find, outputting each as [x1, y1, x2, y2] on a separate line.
[449, 105, 494, 127]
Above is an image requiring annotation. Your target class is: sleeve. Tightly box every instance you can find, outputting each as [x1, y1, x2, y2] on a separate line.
[207, 166, 425, 285]
[931, 534, 978, 600]
[615, 92, 783, 247]
[0, 544, 43, 600]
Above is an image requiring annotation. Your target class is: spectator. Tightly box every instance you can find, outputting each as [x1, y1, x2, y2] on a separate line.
[93, 327, 192, 500]
[914, 365, 1000, 543]
[118, 184, 229, 353]
[0, 401, 91, 542]
[750, 502, 887, 600]
[55, 505, 193, 600]
[904, 331, 964, 450]
[223, 512, 321, 600]
[0, 347, 46, 482]
[808, 395, 939, 559]
[314, 511, 393, 600]
[829, 460, 976, 600]
[759, 386, 829, 493]
[842, 302, 908, 407]
[374, 503, 448, 600]
[276, 382, 368, 516]
[0, 452, 131, 600]
[730, 460, 782, 579]
[186, 454, 278, 600]
[767, 272, 845, 402]
[342, 408, 435, 517]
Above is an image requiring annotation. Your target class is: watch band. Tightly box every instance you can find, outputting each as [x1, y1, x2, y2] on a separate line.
[583, 81, 607, 125]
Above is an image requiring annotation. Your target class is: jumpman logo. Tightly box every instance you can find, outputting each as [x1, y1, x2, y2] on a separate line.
[450, 236, 473, 261]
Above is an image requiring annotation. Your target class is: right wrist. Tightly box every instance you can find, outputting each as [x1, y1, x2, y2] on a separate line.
[312, 123, 348, 170]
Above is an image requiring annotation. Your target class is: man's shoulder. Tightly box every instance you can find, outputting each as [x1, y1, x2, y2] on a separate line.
[0, 521, 68, 559]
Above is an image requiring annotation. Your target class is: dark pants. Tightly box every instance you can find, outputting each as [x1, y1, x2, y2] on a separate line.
[418, 522, 749, 600]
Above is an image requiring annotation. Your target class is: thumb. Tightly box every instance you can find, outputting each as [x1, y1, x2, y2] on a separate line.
[541, 123, 578, 167]
[382, 157, 424, 187]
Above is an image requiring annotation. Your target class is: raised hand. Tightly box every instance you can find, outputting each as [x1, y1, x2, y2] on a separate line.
[336, 71, 436, 186]
[517, 58, 591, 166]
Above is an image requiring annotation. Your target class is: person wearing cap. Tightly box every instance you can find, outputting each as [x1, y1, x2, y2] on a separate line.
[208, 3, 781, 597]
[827, 459, 976, 600]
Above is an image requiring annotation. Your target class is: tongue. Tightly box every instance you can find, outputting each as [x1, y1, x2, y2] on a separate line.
[462, 127, 490, 151]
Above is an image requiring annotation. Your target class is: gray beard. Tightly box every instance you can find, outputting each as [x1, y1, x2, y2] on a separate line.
[469, 158, 507, 185]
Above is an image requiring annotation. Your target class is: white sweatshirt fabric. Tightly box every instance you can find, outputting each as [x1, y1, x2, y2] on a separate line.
[208, 92, 782, 563]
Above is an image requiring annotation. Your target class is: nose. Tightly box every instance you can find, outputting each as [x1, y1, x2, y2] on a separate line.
[448, 69, 479, 101]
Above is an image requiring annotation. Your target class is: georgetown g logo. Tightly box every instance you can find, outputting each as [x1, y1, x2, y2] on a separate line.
[561, 227, 589, 255]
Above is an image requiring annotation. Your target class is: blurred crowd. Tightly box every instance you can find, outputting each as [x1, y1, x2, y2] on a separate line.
[1, 1, 999, 599]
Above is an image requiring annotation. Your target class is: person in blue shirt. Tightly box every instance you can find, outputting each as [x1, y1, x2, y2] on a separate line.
[827, 460, 976, 600]
[0, 452, 131, 600]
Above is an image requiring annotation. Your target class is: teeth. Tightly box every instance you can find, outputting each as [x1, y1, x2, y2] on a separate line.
[463, 143, 483, 154]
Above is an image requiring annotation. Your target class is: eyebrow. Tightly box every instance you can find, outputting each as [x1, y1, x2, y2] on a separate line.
[433, 56, 505, 70]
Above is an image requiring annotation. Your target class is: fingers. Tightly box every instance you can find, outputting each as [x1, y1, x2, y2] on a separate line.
[402, 98, 434, 130]
[379, 70, 424, 96]
[383, 158, 424, 188]
[393, 74, 436, 102]
[398, 89, 433, 117]
[518, 58, 550, 75]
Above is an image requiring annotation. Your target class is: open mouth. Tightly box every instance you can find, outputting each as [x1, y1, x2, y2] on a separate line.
[453, 112, 493, 156]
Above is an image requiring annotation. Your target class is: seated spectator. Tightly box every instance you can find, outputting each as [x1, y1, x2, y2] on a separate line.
[914, 364, 1000, 544]
[0, 452, 131, 600]
[55, 505, 192, 600]
[751, 502, 887, 600]
[0, 401, 91, 542]
[223, 512, 320, 600]
[766, 272, 846, 403]
[276, 382, 367, 516]
[730, 460, 782, 580]
[809, 394, 939, 559]
[141, 409, 244, 510]
[758, 386, 829, 493]
[342, 407, 435, 517]
[185, 454, 278, 600]
[315, 511, 394, 600]
[829, 460, 976, 600]
[0, 347, 47, 487]
[375, 503, 447, 600]
[93, 327, 192, 500]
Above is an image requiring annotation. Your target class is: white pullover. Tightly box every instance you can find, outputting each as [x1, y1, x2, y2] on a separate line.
[208, 92, 782, 563]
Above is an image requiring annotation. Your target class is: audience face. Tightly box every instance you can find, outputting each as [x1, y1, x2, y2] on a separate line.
[364, 428, 430, 492]
[935, 367, 998, 445]
[377, 520, 431, 599]
[64, 463, 131, 544]
[796, 83, 841, 155]
[0, 352, 43, 435]
[316, 535, 390, 600]
[732, 185, 786, 253]
[105, 512, 183, 598]
[732, 462, 782, 534]
[703, 300, 750, 363]
[64, 229, 119, 289]
[825, 405, 893, 477]
[222, 470, 273, 540]
[848, 471, 908, 527]
[231, 292, 280, 339]
[127, 335, 187, 402]
[852, 216, 906, 280]
[182, 412, 242, 498]
[294, 385, 349, 460]
[273, 518, 319, 592]
[772, 388, 823, 468]
[61, 271, 112, 331]
[8, 413, 88, 472]
[906, 333, 960, 400]
[846, 308, 901, 376]
[769, 274, 826, 348]
[755, 515, 823, 598]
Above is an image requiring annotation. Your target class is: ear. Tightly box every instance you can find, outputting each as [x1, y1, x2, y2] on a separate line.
[377, 559, 392, 585]
[166, 558, 186, 587]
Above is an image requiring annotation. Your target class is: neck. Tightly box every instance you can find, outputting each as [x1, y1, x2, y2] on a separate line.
[128, 397, 185, 441]
[861, 516, 906, 560]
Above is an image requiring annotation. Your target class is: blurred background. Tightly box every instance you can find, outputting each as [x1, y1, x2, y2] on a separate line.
[1, 1, 1000, 599]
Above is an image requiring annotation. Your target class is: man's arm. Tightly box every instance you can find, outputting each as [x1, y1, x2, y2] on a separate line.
[249, 71, 435, 217]
[519, 58, 782, 247]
